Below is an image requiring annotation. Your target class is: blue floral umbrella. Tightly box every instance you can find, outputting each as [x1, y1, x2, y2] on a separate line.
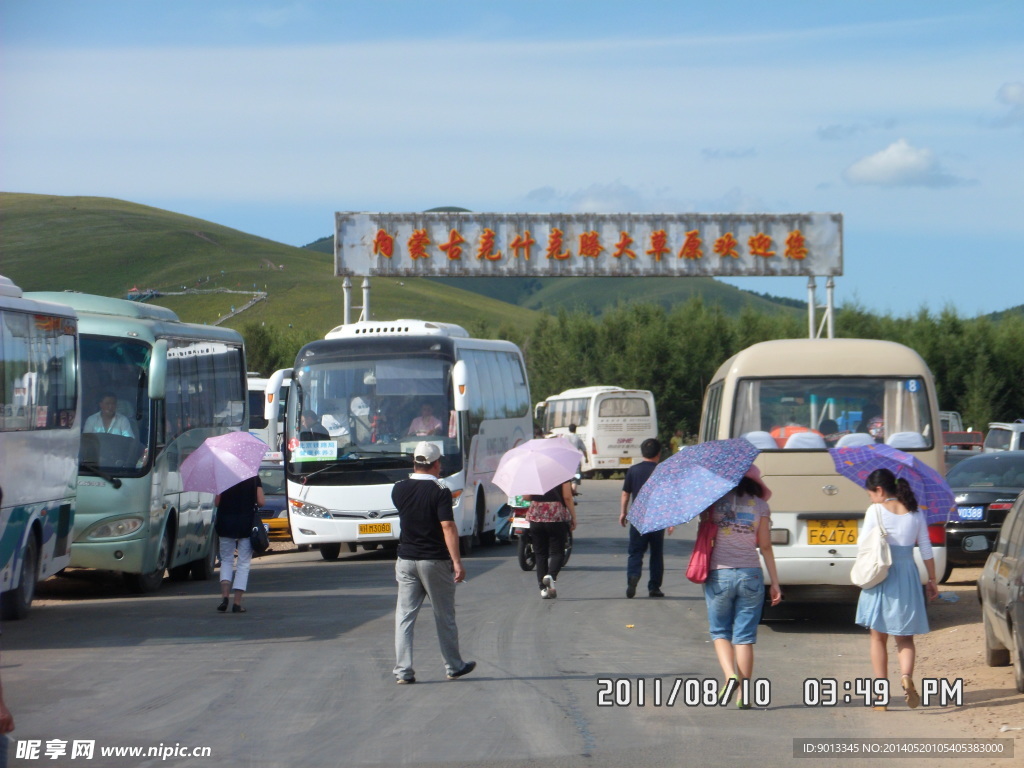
[627, 438, 761, 534]
[829, 443, 955, 525]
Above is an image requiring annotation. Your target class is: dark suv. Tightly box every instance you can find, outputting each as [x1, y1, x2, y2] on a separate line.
[943, 452, 1024, 580]
[977, 489, 1024, 692]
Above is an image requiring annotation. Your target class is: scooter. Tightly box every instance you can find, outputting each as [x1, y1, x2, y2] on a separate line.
[510, 498, 573, 572]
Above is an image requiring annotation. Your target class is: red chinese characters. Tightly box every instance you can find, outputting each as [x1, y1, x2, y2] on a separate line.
[613, 231, 636, 259]
[510, 231, 536, 260]
[477, 228, 502, 261]
[714, 232, 739, 258]
[578, 231, 603, 258]
[546, 228, 571, 260]
[408, 229, 431, 260]
[784, 229, 808, 260]
[679, 229, 703, 260]
[439, 229, 465, 261]
[748, 233, 775, 259]
[372, 229, 395, 259]
[647, 229, 670, 262]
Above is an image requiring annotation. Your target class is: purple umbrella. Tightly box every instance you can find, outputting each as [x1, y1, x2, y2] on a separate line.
[829, 443, 955, 525]
[181, 431, 269, 496]
[492, 437, 582, 497]
[627, 438, 761, 534]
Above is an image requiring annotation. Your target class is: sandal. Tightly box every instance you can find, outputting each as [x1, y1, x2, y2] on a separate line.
[718, 675, 738, 705]
[216, 598, 229, 613]
[232, 604, 247, 613]
[902, 675, 920, 709]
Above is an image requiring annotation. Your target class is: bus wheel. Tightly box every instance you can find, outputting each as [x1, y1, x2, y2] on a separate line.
[320, 543, 342, 561]
[125, 528, 170, 594]
[1, 535, 39, 620]
[516, 535, 535, 571]
[190, 533, 219, 581]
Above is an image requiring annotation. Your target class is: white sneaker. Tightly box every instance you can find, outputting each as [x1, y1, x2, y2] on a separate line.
[543, 575, 557, 598]
[540, 588, 550, 599]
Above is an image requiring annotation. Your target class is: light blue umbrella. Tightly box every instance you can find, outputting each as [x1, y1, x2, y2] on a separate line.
[627, 438, 761, 534]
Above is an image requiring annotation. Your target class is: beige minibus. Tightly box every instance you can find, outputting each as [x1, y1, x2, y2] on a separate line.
[699, 338, 947, 607]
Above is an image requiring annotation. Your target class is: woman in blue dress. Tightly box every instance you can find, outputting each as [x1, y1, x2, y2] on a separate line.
[856, 468, 939, 709]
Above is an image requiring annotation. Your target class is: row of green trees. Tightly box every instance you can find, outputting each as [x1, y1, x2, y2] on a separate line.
[242, 299, 1024, 446]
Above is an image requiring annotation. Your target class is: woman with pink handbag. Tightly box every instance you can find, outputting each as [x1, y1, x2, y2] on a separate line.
[701, 466, 781, 708]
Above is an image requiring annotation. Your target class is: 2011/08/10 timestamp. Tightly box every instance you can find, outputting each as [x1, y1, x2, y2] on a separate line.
[596, 677, 771, 707]
[803, 678, 964, 707]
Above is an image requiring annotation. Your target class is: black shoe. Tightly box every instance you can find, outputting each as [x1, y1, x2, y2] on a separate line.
[626, 575, 639, 599]
[649, 588, 665, 598]
[396, 677, 416, 685]
[231, 604, 246, 613]
[217, 597, 229, 612]
[447, 661, 476, 680]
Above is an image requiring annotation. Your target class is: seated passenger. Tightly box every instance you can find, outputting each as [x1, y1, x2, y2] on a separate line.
[406, 403, 443, 436]
[770, 421, 822, 449]
[83, 392, 135, 438]
[299, 410, 330, 441]
[819, 419, 849, 447]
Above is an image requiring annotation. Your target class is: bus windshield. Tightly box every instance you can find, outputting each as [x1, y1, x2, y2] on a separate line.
[79, 336, 151, 476]
[732, 376, 933, 450]
[287, 354, 462, 481]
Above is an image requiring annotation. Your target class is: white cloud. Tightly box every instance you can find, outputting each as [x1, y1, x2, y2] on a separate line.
[843, 139, 968, 188]
[993, 81, 1024, 129]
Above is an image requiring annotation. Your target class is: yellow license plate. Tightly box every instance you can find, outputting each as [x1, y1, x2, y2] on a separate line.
[619, 457, 633, 465]
[807, 519, 858, 545]
[359, 522, 392, 535]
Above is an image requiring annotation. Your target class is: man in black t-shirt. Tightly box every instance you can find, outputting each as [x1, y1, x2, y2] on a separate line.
[619, 438, 672, 598]
[391, 441, 475, 685]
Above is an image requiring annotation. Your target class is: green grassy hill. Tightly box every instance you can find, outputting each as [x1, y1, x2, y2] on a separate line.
[0, 193, 539, 336]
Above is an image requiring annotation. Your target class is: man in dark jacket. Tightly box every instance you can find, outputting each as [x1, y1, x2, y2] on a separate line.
[391, 441, 475, 684]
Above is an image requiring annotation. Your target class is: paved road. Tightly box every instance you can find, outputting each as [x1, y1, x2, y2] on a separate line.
[4, 480, 990, 767]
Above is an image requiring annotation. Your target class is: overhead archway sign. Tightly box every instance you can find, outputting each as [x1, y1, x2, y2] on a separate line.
[335, 211, 842, 278]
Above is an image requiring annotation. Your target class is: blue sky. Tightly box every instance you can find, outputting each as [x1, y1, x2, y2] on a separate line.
[3, 1, 1022, 316]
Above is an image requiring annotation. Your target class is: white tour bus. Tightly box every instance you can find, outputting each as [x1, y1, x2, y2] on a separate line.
[0, 277, 80, 618]
[264, 319, 532, 559]
[536, 386, 658, 477]
[247, 373, 290, 451]
[29, 291, 247, 592]
[699, 338, 947, 606]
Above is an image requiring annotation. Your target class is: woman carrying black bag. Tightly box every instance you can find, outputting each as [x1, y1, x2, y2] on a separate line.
[214, 475, 265, 614]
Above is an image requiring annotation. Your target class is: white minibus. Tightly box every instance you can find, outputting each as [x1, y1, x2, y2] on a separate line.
[264, 319, 532, 559]
[536, 386, 657, 477]
[699, 338, 947, 606]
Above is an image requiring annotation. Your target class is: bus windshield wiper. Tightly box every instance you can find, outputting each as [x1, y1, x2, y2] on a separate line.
[78, 461, 123, 489]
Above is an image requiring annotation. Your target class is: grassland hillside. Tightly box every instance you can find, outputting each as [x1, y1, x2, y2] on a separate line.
[0, 193, 539, 336]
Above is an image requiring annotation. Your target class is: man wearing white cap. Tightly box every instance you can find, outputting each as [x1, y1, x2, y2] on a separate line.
[391, 441, 476, 684]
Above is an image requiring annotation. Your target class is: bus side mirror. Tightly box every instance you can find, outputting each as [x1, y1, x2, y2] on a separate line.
[264, 368, 293, 446]
[453, 360, 468, 413]
[148, 340, 167, 400]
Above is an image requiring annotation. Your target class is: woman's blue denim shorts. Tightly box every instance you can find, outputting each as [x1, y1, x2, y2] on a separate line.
[703, 567, 765, 645]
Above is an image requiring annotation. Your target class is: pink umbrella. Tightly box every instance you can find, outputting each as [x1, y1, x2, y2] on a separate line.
[493, 437, 582, 497]
[181, 431, 269, 495]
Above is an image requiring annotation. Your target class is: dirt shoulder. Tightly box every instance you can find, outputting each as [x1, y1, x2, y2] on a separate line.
[914, 566, 1024, 739]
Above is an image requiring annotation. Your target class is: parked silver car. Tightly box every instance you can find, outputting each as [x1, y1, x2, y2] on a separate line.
[977, 489, 1024, 693]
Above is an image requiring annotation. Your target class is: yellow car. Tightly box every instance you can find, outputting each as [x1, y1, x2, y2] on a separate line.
[257, 457, 290, 542]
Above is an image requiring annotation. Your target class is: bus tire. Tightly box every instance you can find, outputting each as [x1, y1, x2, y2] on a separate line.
[320, 543, 342, 561]
[1, 534, 39, 620]
[168, 563, 191, 582]
[477, 501, 495, 546]
[517, 535, 535, 571]
[124, 527, 170, 594]
[190, 533, 218, 581]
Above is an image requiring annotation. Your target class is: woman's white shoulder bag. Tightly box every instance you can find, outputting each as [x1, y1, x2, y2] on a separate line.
[850, 504, 892, 590]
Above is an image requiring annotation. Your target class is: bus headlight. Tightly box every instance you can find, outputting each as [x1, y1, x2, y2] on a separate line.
[289, 500, 332, 519]
[87, 517, 145, 540]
